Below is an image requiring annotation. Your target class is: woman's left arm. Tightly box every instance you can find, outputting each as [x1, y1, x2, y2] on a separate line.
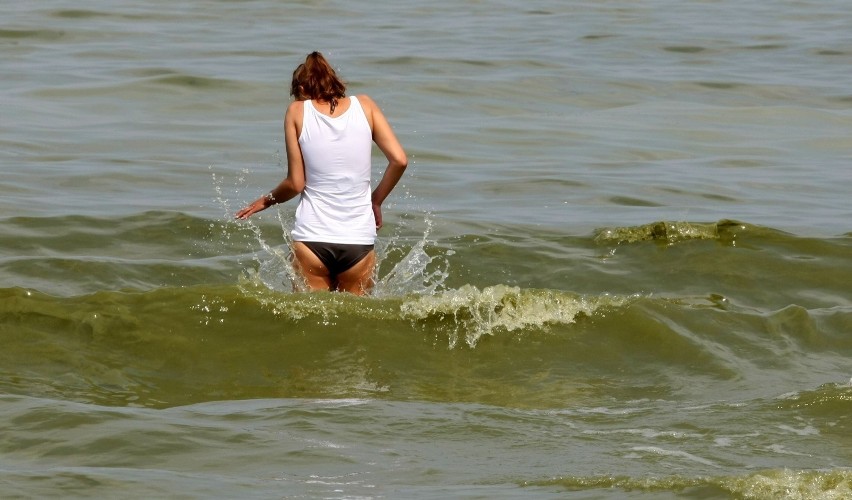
[359, 95, 407, 230]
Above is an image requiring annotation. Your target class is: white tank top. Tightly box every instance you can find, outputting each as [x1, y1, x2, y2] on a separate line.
[291, 96, 375, 244]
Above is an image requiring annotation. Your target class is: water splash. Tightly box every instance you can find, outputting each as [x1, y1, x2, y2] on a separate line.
[208, 166, 636, 349]
[373, 216, 451, 297]
[210, 165, 302, 292]
[210, 165, 450, 297]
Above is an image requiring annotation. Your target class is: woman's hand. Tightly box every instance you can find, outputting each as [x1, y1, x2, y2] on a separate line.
[235, 195, 271, 220]
[372, 202, 383, 230]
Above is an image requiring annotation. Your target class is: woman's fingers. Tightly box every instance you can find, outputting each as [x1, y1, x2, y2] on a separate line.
[235, 202, 259, 219]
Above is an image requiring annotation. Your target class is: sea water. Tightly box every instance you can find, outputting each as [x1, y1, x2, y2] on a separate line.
[1, 0, 851, 498]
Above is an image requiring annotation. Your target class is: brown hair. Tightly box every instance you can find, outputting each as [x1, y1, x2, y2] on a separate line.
[290, 51, 347, 112]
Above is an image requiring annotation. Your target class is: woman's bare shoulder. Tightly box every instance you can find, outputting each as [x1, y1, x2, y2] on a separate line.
[286, 100, 305, 115]
[355, 94, 377, 108]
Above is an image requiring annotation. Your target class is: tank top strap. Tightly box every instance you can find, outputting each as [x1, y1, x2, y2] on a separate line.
[303, 98, 318, 117]
[347, 96, 371, 131]
[348, 95, 361, 112]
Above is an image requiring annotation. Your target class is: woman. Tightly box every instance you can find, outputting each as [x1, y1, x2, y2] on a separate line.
[235, 52, 407, 295]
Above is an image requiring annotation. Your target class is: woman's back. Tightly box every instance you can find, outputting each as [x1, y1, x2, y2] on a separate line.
[292, 96, 375, 245]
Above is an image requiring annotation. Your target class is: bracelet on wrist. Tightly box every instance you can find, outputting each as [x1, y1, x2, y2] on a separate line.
[264, 192, 276, 205]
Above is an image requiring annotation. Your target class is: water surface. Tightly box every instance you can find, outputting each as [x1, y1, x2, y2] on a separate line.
[2, 0, 851, 498]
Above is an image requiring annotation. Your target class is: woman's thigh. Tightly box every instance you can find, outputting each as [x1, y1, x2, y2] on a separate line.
[291, 241, 333, 292]
[335, 250, 376, 295]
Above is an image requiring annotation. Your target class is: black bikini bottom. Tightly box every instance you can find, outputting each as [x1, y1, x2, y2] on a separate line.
[299, 241, 374, 277]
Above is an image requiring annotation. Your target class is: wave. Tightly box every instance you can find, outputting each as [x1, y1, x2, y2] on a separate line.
[525, 468, 852, 499]
[0, 282, 623, 344]
[3, 391, 849, 498]
[2, 210, 850, 304]
[2, 280, 850, 408]
[776, 381, 852, 417]
[0, 29, 66, 41]
[9, 212, 852, 458]
[48, 9, 174, 21]
[26, 71, 247, 100]
[398, 284, 633, 348]
[0, 282, 624, 407]
[594, 219, 747, 245]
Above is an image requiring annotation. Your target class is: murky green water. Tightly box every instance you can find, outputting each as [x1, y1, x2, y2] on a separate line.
[2, 1, 851, 497]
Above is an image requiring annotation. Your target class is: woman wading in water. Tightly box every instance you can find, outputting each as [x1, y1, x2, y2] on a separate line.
[236, 52, 408, 295]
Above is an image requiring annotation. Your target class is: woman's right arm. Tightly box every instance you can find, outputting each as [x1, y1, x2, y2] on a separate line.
[235, 101, 306, 220]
